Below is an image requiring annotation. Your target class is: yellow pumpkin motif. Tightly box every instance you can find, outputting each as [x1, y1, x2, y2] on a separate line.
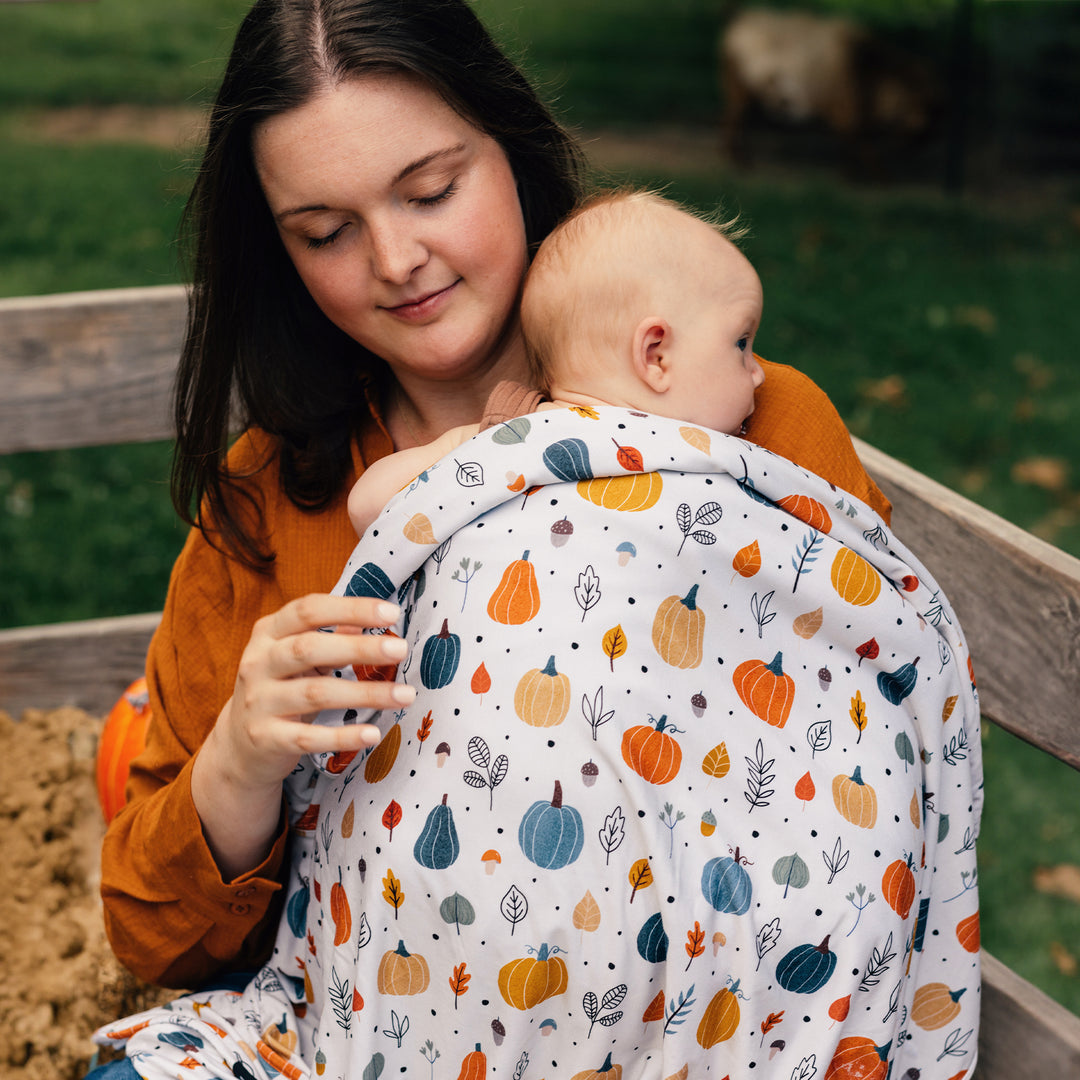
[830, 548, 882, 607]
[514, 656, 571, 727]
[577, 472, 663, 512]
[911, 983, 967, 1030]
[571, 1051, 622, 1080]
[696, 978, 744, 1048]
[832, 766, 878, 829]
[377, 940, 430, 995]
[652, 584, 705, 669]
[498, 943, 569, 1010]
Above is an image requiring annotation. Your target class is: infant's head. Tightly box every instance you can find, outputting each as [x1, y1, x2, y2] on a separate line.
[521, 189, 764, 435]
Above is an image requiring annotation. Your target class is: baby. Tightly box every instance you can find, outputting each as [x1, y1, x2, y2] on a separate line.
[348, 189, 766, 534]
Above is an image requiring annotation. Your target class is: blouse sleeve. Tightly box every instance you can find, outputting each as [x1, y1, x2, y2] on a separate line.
[100, 428, 381, 988]
[745, 358, 891, 523]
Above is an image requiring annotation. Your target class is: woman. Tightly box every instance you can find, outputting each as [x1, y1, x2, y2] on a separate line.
[95, 0, 903, 1074]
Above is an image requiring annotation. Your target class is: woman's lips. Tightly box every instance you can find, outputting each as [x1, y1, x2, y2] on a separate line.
[383, 280, 460, 322]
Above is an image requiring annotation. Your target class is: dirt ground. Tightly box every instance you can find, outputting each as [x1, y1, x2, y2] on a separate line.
[0, 706, 173, 1080]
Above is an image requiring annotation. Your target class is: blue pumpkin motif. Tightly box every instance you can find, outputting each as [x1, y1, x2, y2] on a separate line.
[776, 935, 837, 994]
[345, 561, 395, 599]
[636, 911, 669, 963]
[518, 780, 584, 869]
[542, 438, 592, 482]
[420, 618, 461, 689]
[414, 794, 460, 869]
[285, 873, 309, 938]
[878, 657, 920, 705]
[702, 847, 753, 914]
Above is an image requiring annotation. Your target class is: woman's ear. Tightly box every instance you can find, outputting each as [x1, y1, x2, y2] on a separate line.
[632, 317, 674, 392]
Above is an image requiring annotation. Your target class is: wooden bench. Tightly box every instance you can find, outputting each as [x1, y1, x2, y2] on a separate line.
[1, 285, 1078, 1077]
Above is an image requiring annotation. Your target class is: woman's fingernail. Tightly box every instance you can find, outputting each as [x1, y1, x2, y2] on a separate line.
[382, 635, 408, 659]
[377, 601, 401, 622]
[391, 684, 417, 704]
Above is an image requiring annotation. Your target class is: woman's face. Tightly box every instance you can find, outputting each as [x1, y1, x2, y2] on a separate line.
[254, 74, 529, 385]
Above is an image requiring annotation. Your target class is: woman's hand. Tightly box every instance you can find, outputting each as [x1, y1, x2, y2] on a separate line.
[191, 594, 414, 880]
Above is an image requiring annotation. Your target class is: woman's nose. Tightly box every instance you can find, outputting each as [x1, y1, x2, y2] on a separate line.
[369, 218, 427, 284]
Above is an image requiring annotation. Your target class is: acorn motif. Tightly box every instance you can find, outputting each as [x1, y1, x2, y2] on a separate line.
[691, 691, 707, 718]
[818, 666, 832, 692]
[701, 809, 717, 836]
[550, 517, 574, 547]
[581, 760, 599, 787]
[491, 1018, 506, 1046]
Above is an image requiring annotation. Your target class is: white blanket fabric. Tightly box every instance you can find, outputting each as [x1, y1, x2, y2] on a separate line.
[97, 407, 982, 1080]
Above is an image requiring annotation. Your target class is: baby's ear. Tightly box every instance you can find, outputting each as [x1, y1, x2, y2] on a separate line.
[633, 317, 674, 392]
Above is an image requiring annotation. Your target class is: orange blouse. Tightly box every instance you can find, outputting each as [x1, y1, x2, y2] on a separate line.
[100, 358, 889, 988]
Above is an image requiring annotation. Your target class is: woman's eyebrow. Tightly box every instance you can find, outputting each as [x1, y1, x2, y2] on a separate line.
[275, 142, 468, 223]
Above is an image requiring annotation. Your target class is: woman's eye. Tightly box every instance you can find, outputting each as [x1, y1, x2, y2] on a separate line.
[306, 225, 346, 250]
[414, 180, 457, 208]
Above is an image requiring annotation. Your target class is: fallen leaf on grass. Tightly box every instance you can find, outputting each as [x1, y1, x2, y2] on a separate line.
[1033, 864, 1080, 903]
[1050, 941, 1078, 977]
[1011, 457, 1070, 492]
[858, 375, 907, 407]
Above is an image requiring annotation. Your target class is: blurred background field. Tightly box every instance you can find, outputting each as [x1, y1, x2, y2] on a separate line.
[1, 0, 1078, 1014]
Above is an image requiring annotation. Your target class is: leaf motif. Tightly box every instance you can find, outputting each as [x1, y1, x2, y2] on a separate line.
[676, 503, 692, 533]
[492, 417, 531, 444]
[471, 663, 491, 695]
[679, 426, 711, 454]
[490, 755, 509, 788]
[807, 720, 832, 757]
[642, 989, 666, 1023]
[690, 530, 717, 546]
[463, 771, 488, 789]
[733, 540, 762, 578]
[356, 911, 371, 949]
[570, 405, 600, 420]
[573, 890, 602, 932]
[793, 607, 823, 639]
[701, 742, 731, 779]
[598, 1013, 623, 1027]
[694, 502, 724, 526]
[382, 868, 403, 911]
[602, 625, 627, 666]
[454, 460, 484, 487]
[341, 800, 355, 839]
[382, 800, 402, 831]
[615, 443, 645, 472]
[468, 735, 491, 769]
[601, 984, 628, 1010]
[583, 991, 599, 1020]
[575, 564, 602, 617]
[942, 695, 958, 724]
[500, 884, 528, 929]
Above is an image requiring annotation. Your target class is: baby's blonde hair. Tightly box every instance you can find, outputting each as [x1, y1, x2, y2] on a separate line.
[520, 188, 746, 389]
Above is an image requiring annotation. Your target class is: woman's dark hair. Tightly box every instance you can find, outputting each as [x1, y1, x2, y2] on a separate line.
[173, 0, 586, 568]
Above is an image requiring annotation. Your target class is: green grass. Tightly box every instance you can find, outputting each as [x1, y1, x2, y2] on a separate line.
[1, 0, 1078, 1018]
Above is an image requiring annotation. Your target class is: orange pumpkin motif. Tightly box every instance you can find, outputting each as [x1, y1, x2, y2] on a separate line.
[621, 714, 683, 785]
[824, 1036, 891, 1080]
[911, 983, 967, 1030]
[96, 677, 151, 823]
[652, 584, 705, 669]
[830, 548, 882, 607]
[733, 651, 795, 728]
[778, 493, 833, 533]
[487, 550, 541, 624]
[456, 1043, 487, 1080]
[881, 853, 916, 919]
[353, 630, 401, 683]
[571, 1051, 622, 1080]
[577, 472, 663, 512]
[956, 911, 980, 953]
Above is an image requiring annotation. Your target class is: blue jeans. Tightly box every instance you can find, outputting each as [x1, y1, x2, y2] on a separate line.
[84, 1061, 140, 1080]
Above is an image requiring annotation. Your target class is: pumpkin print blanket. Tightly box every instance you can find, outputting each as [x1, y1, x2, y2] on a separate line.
[96, 407, 983, 1080]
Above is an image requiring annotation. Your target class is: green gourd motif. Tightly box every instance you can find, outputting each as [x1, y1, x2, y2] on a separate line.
[414, 794, 460, 869]
[420, 618, 461, 689]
